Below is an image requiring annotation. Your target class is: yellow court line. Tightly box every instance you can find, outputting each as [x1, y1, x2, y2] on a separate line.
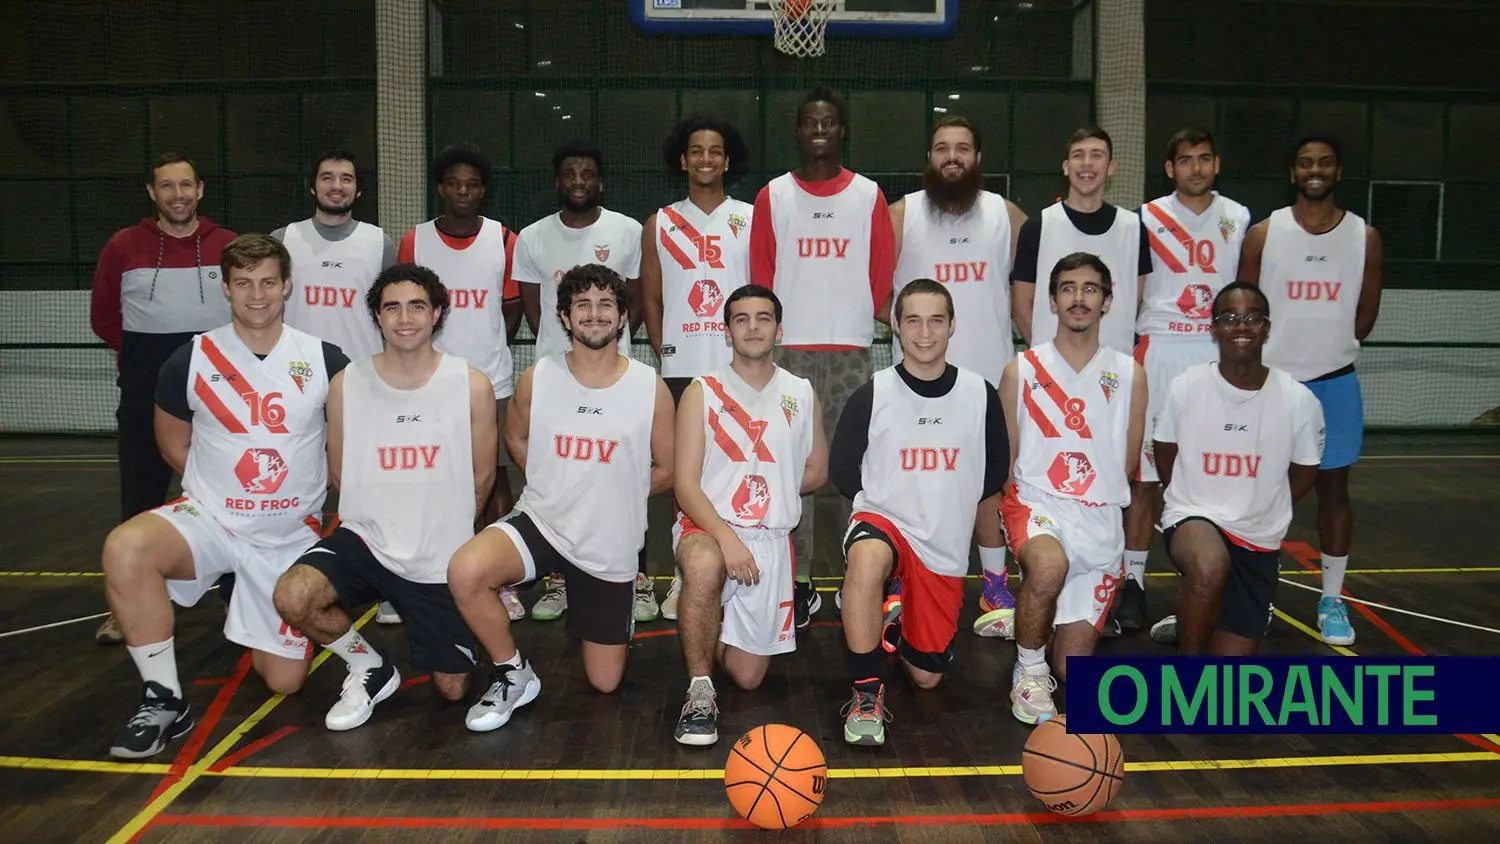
[205, 751, 1500, 782]
[104, 606, 377, 844]
[0, 756, 172, 775]
[1274, 609, 1360, 657]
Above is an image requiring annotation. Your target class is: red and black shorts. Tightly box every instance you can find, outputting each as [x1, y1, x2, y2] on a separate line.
[842, 512, 965, 674]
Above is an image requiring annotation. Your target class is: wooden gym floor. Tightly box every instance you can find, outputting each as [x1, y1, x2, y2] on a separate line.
[2, 433, 1498, 842]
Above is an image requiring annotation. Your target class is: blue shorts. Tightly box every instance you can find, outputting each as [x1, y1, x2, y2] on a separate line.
[1303, 369, 1363, 470]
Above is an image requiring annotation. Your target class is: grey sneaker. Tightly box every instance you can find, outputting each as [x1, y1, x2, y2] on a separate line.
[375, 602, 402, 624]
[96, 613, 124, 645]
[841, 684, 891, 746]
[1150, 614, 1178, 644]
[634, 573, 660, 623]
[673, 678, 719, 746]
[531, 575, 567, 621]
[465, 659, 541, 733]
[660, 573, 683, 621]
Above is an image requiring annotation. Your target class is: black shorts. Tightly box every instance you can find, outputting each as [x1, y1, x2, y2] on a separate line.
[1163, 517, 1280, 640]
[664, 376, 693, 407]
[496, 511, 635, 646]
[298, 527, 479, 676]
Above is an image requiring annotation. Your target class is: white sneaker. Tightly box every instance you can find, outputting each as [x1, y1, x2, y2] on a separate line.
[1150, 615, 1178, 644]
[661, 573, 683, 621]
[326, 660, 401, 732]
[1010, 665, 1058, 726]
[499, 586, 526, 621]
[466, 660, 541, 732]
[634, 572, 660, 623]
[375, 602, 402, 624]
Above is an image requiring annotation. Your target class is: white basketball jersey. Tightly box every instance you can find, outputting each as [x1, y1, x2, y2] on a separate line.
[336, 354, 476, 584]
[1259, 207, 1368, 382]
[411, 217, 515, 399]
[1159, 364, 1325, 551]
[281, 219, 386, 360]
[1031, 202, 1142, 355]
[181, 324, 331, 546]
[764, 171, 883, 348]
[516, 354, 658, 583]
[852, 367, 990, 577]
[892, 191, 1015, 384]
[656, 198, 754, 378]
[695, 365, 815, 534]
[1137, 194, 1251, 338]
[1011, 342, 1135, 508]
[514, 209, 643, 360]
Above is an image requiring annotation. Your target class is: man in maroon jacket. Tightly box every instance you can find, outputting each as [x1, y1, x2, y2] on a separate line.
[90, 152, 237, 643]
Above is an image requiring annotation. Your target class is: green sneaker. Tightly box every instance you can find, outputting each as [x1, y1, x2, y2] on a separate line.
[841, 684, 891, 747]
[531, 575, 567, 621]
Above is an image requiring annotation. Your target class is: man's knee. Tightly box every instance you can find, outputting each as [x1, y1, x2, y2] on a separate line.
[678, 537, 725, 586]
[448, 535, 513, 598]
[432, 672, 470, 702]
[845, 539, 894, 583]
[1016, 539, 1068, 596]
[103, 520, 165, 578]
[272, 564, 332, 622]
[899, 642, 951, 690]
[255, 654, 309, 696]
[726, 659, 769, 691]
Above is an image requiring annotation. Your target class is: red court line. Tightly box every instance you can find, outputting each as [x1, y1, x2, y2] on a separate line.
[149, 796, 1500, 831]
[146, 652, 253, 803]
[208, 726, 298, 773]
[193, 678, 227, 687]
[399, 674, 431, 690]
[1284, 541, 1500, 755]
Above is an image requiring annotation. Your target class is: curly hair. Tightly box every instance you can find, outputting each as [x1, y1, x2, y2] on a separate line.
[429, 143, 492, 188]
[365, 263, 451, 334]
[661, 115, 749, 185]
[556, 264, 631, 341]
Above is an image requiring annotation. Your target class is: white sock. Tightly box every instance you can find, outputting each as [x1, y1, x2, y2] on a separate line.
[690, 675, 715, 693]
[1124, 550, 1149, 586]
[978, 546, 1008, 579]
[326, 628, 384, 672]
[128, 639, 182, 698]
[1017, 645, 1048, 675]
[496, 650, 525, 670]
[1320, 554, 1349, 600]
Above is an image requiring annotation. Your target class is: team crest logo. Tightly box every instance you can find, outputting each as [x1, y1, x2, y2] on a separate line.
[781, 394, 799, 424]
[1030, 513, 1056, 529]
[731, 474, 771, 522]
[688, 278, 725, 318]
[727, 213, 748, 238]
[1176, 283, 1213, 319]
[288, 360, 313, 393]
[171, 501, 199, 517]
[594, 245, 611, 262]
[1220, 216, 1238, 242]
[1098, 370, 1121, 402]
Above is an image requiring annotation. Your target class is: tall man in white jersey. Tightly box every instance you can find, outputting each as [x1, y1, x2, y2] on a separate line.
[671, 285, 828, 746]
[1237, 133, 1384, 647]
[513, 143, 657, 624]
[273, 264, 497, 732]
[101, 234, 349, 758]
[275, 149, 397, 362]
[1116, 128, 1251, 632]
[751, 87, 896, 629]
[831, 280, 1010, 747]
[448, 265, 675, 731]
[398, 144, 523, 622]
[642, 116, 755, 621]
[1155, 282, 1324, 656]
[1012, 128, 1151, 357]
[890, 115, 1028, 641]
[1000, 252, 1147, 725]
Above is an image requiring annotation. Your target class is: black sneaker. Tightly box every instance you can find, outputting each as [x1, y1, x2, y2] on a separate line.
[794, 580, 821, 630]
[673, 679, 719, 746]
[216, 573, 236, 605]
[1114, 578, 1146, 631]
[110, 681, 194, 759]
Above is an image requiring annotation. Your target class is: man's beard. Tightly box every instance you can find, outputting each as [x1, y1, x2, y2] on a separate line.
[316, 199, 355, 216]
[573, 325, 619, 350]
[559, 188, 601, 215]
[922, 161, 983, 217]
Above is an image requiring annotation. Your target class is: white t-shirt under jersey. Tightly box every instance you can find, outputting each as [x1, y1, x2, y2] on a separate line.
[892, 190, 1015, 384]
[1259, 207, 1368, 382]
[655, 198, 754, 378]
[1157, 363, 1325, 551]
[1136, 193, 1251, 338]
[336, 354, 477, 584]
[694, 365, 815, 534]
[515, 353, 658, 583]
[513, 209, 643, 360]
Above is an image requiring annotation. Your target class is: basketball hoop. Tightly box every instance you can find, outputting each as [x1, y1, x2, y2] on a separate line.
[770, 0, 835, 58]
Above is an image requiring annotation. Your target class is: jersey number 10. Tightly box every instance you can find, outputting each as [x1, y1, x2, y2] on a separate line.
[1185, 238, 1216, 269]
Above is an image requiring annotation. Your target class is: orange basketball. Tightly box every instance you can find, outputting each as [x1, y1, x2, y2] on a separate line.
[723, 724, 827, 829]
[782, 0, 814, 22]
[1021, 715, 1125, 817]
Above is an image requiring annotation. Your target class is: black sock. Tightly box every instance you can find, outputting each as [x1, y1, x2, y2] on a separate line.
[638, 541, 648, 576]
[846, 647, 882, 688]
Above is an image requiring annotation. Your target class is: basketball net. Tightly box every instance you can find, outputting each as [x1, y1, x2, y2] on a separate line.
[770, 0, 836, 58]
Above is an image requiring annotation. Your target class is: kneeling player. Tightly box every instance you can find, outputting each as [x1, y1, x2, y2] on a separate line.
[999, 253, 1146, 725]
[447, 265, 675, 731]
[274, 265, 497, 730]
[832, 279, 1009, 746]
[1154, 282, 1323, 655]
[670, 285, 827, 746]
[103, 234, 347, 758]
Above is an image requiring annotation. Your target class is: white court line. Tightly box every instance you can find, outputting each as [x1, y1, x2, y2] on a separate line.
[0, 611, 112, 639]
[1276, 577, 1500, 635]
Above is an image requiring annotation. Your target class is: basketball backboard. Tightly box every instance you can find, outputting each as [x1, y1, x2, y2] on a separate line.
[631, 0, 958, 38]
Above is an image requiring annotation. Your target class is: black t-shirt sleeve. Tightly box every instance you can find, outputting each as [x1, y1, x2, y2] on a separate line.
[322, 342, 351, 380]
[1011, 218, 1042, 283]
[829, 380, 875, 501]
[981, 386, 1010, 500]
[1136, 215, 1153, 276]
[154, 342, 195, 421]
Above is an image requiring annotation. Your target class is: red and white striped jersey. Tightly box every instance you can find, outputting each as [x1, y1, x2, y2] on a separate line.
[693, 365, 815, 534]
[1137, 193, 1251, 338]
[180, 324, 331, 546]
[1011, 341, 1135, 508]
[655, 198, 754, 378]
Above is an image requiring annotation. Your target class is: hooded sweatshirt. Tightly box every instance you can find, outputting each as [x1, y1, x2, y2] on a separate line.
[91, 217, 238, 399]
